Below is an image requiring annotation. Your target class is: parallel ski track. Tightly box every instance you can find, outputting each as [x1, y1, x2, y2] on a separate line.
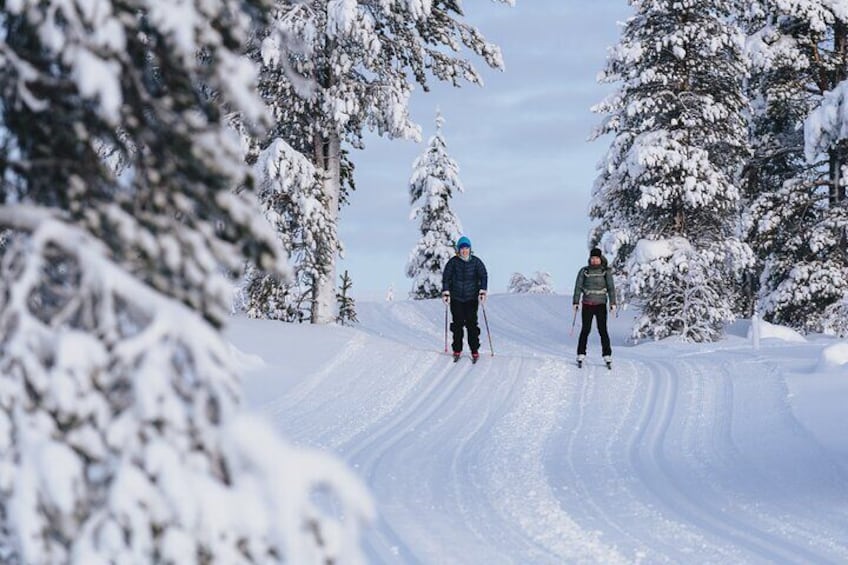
[626, 358, 786, 560]
[445, 357, 549, 561]
[557, 359, 655, 556]
[622, 356, 846, 562]
[344, 354, 521, 563]
[255, 298, 848, 563]
[473, 357, 628, 563]
[538, 353, 848, 563]
[344, 355, 471, 563]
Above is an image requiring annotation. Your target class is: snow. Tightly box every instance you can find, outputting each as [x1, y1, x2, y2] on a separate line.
[229, 293, 848, 562]
[747, 319, 806, 343]
[818, 342, 848, 370]
[70, 49, 123, 124]
[805, 79, 848, 162]
[631, 236, 692, 264]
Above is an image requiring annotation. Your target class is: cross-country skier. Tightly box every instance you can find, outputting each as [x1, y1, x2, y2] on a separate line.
[573, 247, 616, 368]
[442, 236, 488, 362]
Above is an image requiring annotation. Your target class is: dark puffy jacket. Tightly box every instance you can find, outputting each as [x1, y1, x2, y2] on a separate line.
[442, 255, 488, 302]
[573, 259, 616, 306]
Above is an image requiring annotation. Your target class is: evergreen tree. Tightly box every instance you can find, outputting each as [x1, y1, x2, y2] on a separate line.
[406, 112, 464, 299]
[0, 1, 371, 562]
[742, 1, 848, 333]
[740, 1, 816, 313]
[336, 270, 359, 326]
[591, 0, 752, 342]
[242, 138, 336, 322]
[253, 0, 512, 322]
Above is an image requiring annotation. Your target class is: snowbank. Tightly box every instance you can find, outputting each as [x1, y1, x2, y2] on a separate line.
[817, 342, 848, 371]
[747, 319, 806, 343]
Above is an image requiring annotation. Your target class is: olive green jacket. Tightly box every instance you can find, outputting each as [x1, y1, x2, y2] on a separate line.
[572, 265, 616, 306]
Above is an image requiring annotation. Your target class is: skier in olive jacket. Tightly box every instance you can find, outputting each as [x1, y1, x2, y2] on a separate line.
[573, 247, 616, 365]
[442, 236, 488, 360]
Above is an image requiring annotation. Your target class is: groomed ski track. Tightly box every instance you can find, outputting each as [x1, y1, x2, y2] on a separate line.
[235, 294, 848, 563]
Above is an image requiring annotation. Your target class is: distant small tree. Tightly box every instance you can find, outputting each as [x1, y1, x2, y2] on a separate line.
[336, 270, 358, 326]
[508, 272, 556, 294]
[406, 111, 464, 299]
[386, 284, 395, 302]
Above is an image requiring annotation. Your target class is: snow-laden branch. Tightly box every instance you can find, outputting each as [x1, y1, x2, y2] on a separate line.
[805, 80, 848, 162]
[0, 210, 373, 563]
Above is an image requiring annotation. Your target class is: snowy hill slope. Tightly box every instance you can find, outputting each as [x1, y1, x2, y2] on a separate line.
[228, 294, 848, 563]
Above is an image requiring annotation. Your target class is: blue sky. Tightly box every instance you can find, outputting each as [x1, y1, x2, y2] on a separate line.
[338, 1, 632, 298]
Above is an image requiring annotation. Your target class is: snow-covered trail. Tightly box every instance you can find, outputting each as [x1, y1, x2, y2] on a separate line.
[231, 294, 848, 563]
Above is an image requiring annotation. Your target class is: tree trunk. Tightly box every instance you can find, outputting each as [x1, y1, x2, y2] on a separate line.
[829, 21, 848, 208]
[311, 132, 341, 324]
[828, 142, 847, 206]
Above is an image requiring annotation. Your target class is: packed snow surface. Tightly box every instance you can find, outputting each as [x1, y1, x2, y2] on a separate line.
[229, 294, 848, 563]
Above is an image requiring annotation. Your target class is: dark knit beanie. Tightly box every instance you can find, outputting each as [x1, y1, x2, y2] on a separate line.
[590, 247, 602, 258]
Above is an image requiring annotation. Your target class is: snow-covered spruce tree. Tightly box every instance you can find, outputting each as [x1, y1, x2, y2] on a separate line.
[242, 138, 335, 322]
[508, 272, 555, 294]
[0, 2, 372, 563]
[739, 1, 814, 317]
[742, 1, 848, 333]
[406, 112, 464, 299]
[255, 0, 512, 322]
[591, 0, 752, 342]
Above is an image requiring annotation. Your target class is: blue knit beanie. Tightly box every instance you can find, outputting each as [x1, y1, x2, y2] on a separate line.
[456, 236, 471, 250]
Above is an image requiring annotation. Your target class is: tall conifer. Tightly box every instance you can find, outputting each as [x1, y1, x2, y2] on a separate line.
[407, 112, 464, 300]
[592, 0, 751, 341]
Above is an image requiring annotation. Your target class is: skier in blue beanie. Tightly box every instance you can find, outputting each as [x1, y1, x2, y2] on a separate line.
[442, 236, 488, 361]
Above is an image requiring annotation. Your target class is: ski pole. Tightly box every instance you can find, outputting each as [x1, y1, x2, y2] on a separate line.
[481, 302, 494, 356]
[444, 301, 449, 353]
[569, 306, 578, 336]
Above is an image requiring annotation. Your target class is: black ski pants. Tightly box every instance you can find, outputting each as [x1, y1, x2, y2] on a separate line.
[577, 303, 611, 357]
[450, 299, 481, 353]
